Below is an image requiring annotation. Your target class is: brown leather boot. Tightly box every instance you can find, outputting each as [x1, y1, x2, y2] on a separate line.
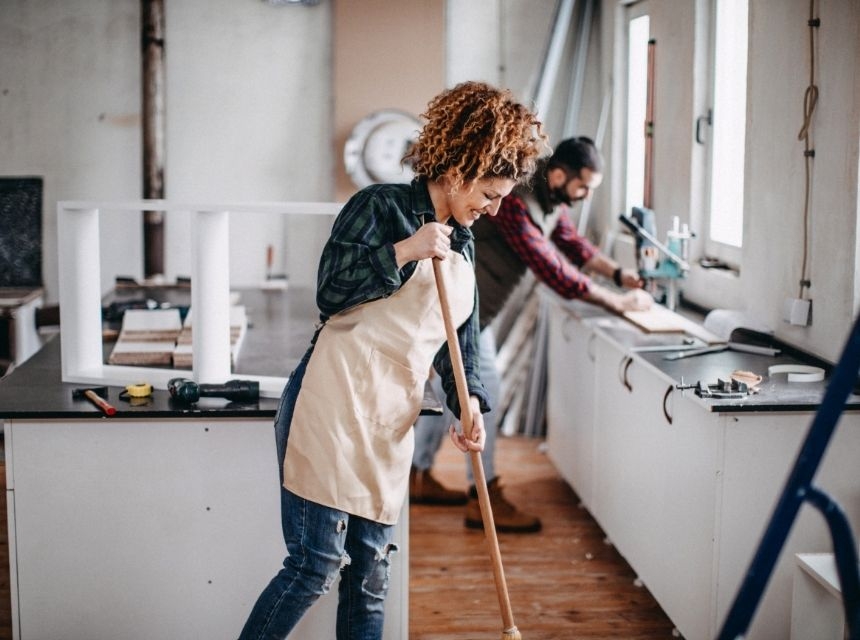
[409, 466, 467, 505]
[464, 477, 542, 533]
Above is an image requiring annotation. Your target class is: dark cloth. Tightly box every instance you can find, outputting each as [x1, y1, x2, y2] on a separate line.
[315, 178, 489, 414]
[473, 171, 598, 329]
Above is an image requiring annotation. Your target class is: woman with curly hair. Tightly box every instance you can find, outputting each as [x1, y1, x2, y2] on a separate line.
[238, 81, 546, 640]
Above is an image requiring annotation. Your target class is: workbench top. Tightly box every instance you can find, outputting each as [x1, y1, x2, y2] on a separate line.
[0, 287, 319, 419]
[548, 295, 860, 414]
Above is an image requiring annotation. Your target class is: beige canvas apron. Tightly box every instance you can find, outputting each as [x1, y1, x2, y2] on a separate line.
[283, 252, 475, 524]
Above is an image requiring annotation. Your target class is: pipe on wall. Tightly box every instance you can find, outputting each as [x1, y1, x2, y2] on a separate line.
[141, 0, 165, 278]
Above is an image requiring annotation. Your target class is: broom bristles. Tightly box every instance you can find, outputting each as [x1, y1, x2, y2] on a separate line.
[501, 627, 521, 640]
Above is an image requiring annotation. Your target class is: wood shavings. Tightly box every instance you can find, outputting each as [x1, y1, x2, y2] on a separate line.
[731, 370, 762, 393]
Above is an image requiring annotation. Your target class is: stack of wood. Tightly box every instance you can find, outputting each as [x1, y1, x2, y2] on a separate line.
[172, 305, 248, 369]
[108, 308, 183, 366]
[107, 305, 249, 369]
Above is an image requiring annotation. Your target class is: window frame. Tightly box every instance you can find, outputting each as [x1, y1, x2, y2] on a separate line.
[701, 0, 749, 267]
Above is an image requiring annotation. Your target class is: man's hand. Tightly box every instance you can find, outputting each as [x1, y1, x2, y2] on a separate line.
[616, 288, 653, 312]
[619, 267, 644, 289]
[589, 284, 654, 314]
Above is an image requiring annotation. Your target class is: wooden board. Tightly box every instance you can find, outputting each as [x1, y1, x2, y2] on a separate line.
[623, 305, 724, 345]
[623, 305, 688, 333]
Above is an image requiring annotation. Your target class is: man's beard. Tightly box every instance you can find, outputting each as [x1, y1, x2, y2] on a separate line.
[549, 185, 575, 206]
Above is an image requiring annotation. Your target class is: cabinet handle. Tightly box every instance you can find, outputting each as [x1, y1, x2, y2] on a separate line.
[619, 356, 634, 392]
[695, 108, 712, 145]
[662, 384, 674, 424]
[586, 333, 596, 363]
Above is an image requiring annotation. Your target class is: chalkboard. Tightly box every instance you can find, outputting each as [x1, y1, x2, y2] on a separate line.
[0, 177, 42, 287]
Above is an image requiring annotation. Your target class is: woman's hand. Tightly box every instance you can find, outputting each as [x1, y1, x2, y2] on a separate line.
[448, 396, 485, 453]
[393, 223, 452, 268]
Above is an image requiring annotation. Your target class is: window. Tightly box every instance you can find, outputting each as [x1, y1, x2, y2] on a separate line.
[706, 0, 749, 259]
[625, 14, 650, 216]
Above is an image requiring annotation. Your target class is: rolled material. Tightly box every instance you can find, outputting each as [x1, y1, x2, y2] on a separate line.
[768, 364, 825, 383]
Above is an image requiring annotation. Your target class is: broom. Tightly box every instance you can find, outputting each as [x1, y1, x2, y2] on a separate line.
[433, 259, 522, 640]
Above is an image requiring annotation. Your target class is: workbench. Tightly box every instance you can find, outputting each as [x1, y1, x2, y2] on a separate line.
[543, 289, 860, 640]
[0, 287, 409, 640]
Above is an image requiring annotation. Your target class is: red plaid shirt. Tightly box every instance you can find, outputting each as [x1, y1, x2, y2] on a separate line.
[488, 192, 597, 299]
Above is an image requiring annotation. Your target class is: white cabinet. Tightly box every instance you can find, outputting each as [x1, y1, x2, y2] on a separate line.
[4, 417, 408, 640]
[714, 412, 860, 639]
[545, 307, 860, 640]
[545, 302, 598, 508]
[591, 337, 721, 640]
[0, 289, 45, 369]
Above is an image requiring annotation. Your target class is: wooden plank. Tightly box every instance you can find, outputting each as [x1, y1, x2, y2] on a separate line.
[622, 305, 687, 333]
[623, 305, 724, 344]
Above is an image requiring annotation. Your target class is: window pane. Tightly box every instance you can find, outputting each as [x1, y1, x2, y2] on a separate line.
[709, 0, 748, 247]
[625, 15, 650, 215]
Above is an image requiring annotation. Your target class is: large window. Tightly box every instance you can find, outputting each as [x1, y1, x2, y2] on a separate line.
[625, 14, 650, 216]
[706, 0, 748, 260]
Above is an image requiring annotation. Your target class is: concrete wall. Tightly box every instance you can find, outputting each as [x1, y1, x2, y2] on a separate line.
[2, 0, 858, 362]
[0, 0, 332, 295]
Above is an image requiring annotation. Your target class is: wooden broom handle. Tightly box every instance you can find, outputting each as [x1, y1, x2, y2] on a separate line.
[432, 258, 519, 635]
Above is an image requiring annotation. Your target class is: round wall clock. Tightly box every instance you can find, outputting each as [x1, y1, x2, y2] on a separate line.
[344, 109, 421, 189]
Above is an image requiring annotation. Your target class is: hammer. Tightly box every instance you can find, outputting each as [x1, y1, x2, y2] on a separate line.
[72, 386, 117, 416]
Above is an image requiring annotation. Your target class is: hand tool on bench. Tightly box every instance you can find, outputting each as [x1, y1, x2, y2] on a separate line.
[433, 259, 522, 640]
[663, 341, 780, 361]
[167, 377, 260, 404]
[71, 386, 117, 416]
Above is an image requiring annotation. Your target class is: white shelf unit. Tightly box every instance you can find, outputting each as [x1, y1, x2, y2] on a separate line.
[57, 200, 340, 398]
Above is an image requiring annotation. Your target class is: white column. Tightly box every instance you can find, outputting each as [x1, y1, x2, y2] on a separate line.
[57, 205, 104, 378]
[191, 209, 231, 384]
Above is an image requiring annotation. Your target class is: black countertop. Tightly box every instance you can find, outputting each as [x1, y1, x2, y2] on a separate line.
[0, 287, 321, 420]
[552, 297, 860, 414]
[5, 286, 858, 419]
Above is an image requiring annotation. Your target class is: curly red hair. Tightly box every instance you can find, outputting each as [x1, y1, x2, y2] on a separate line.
[405, 81, 548, 193]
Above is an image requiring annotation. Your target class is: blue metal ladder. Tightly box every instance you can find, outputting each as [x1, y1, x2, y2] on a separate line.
[717, 313, 860, 639]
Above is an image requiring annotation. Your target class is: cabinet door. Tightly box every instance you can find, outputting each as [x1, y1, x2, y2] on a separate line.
[592, 336, 720, 640]
[649, 389, 721, 640]
[545, 305, 598, 507]
[5, 418, 408, 640]
[715, 411, 860, 640]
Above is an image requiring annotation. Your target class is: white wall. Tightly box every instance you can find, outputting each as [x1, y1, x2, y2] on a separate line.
[3, 0, 858, 362]
[595, 0, 859, 363]
[742, 0, 859, 362]
[0, 0, 332, 298]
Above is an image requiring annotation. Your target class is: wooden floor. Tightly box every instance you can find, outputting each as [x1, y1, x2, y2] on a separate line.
[409, 436, 677, 639]
[0, 435, 676, 640]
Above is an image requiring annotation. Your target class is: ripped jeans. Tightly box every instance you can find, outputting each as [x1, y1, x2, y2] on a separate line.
[238, 343, 397, 640]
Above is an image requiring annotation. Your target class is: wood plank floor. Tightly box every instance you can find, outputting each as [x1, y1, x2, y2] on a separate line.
[409, 436, 677, 639]
[0, 435, 676, 639]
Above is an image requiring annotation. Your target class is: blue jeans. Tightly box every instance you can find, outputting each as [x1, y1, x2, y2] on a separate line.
[239, 343, 397, 640]
[413, 329, 499, 484]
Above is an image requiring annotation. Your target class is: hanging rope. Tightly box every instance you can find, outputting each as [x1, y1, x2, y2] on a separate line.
[796, 0, 819, 299]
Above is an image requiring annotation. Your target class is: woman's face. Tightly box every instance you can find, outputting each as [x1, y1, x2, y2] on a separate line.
[444, 177, 517, 228]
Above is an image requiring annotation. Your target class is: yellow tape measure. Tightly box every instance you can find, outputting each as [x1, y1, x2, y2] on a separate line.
[124, 382, 153, 398]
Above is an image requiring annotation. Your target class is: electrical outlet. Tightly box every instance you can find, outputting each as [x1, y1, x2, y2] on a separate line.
[783, 297, 812, 326]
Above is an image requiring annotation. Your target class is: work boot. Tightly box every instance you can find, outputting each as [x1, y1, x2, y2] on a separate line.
[409, 466, 467, 505]
[465, 477, 542, 533]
